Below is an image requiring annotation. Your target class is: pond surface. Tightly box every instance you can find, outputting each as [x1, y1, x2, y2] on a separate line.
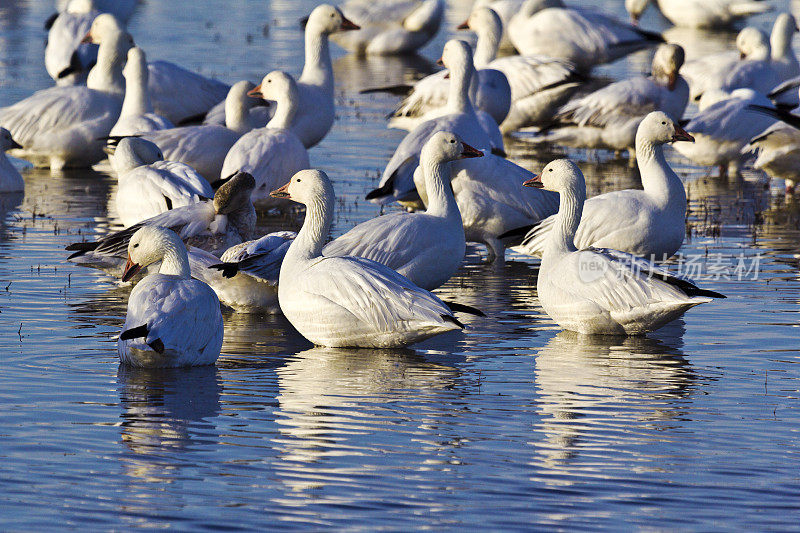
[1, 0, 800, 530]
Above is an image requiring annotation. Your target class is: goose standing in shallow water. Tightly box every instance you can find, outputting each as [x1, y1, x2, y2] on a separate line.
[323, 132, 483, 291]
[530, 159, 724, 335]
[109, 47, 173, 137]
[273, 169, 467, 348]
[118, 226, 223, 368]
[221, 71, 310, 208]
[111, 137, 213, 227]
[0, 15, 132, 169]
[0, 129, 24, 193]
[515, 112, 694, 260]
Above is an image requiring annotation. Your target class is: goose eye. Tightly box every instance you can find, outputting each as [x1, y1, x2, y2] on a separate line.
[330, 13, 335, 17]
[296, 178, 301, 183]
[450, 139, 455, 143]
[549, 168, 553, 172]
[133, 243, 139, 248]
[662, 121, 666, 125]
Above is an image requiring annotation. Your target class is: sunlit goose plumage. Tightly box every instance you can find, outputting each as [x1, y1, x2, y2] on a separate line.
[112, 137, 213, 227]
[472, 0, 523, 51]
[769, 14, 800, 81]
[146, 61, 230, 125]
[388, 9, 512, 128]
[118, 226, 223, 368]
[531, 159, 724, 335]
[220, 71, 310, 207]
[530, 44, 689, 157]
[109, 47, 173, 137]
[516, 112, 694, 260]
[330, 0, 444, 55]
[273, 169, 465, 348]
[0, 16, 131, 169]
[188, 231, 295, 313]
[625, 0, 772, 29]
[745, 107, 800, 193]
[507, 0, 664, 72]
[0, 129, 24, 193]
[203, 4, 360, 148]
[67, 171, 256, 276]
[368, 40, 503, 207]
[323, 132, 482, 290]
[139, 81, 257, 181]
[56, 0, 138, 24]
[673, 89, 777, 176]
[45, 0, 99, 86]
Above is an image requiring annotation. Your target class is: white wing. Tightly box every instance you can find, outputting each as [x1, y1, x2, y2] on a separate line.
[141, 125, 240, 180]
[45, 10, 97, 83]
[148, 60, 230, 124]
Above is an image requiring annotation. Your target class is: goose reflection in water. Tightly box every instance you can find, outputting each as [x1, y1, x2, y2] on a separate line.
[532, 320, 697, 472]
[272, 346, 461, 495]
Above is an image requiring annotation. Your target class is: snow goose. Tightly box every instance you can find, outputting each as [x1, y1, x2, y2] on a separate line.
[112, 137, 213, 227]
[530, 159, 724, 335]
[109, 47, 173, 137]
[56, 0, 138, 24]
[203, 4, 360, 147]
[188, 231, 295, 313]
[0, 128, 24, 193]
[67, 171, 256, 276]
[514, 112, 694, 260]
[368, 40, 504, 208]
[529, 44, 689, 158]
[388, 8, 512, 128]
[673, 89, 777, 176]
[460, 6, 584, 133]
[770, 13, 800, 81]
[323, 132, 482, 290]
[138, 81, 258, 181]
[330, 0, 444, 55]
[626, 0, 772, 29]
[118, 226, 223, 368]
[472, 0, 523, 51]
[507, 0, 664, 72]
[45, 0, 100, 86]
[146, 61, 230, 126]
[745, 106, 800, 192]
[0, 17, 131, 169]
[220, 71, 310, 208]
[272, 169, 465, 348]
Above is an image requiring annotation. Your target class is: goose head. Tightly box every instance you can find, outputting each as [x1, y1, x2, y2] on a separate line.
[0, 128, 22, 152]
[113, 137, 164, 172]
[438, 39, 474, 78]
[523, 159, 584, 195]
[736, 27, 770, 60]
[520, 0, 563, 18]
[637, 111, 694, 145]
[459, 6, 502, 37]
[82, 13, 124, 44]
[624, 0, 651, 25]
[214, 171, 256, 215]
[652, 43, 685, 90]
[421, 131, 484, 167]
[306, 4, 360, 35]
[224, 80, 259, 133]
[270, 169, 334, 206]
[122, 46, 147, 84]
[66, 0, 96, 15]
[122, 226, 188, 282]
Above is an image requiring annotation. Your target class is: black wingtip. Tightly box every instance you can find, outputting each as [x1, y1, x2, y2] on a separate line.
[747, 104, 800, 130]
[360, 84, 414, 95]
[209, 171, 238, 191]
[65, 241, 98, 257]
[176, 112, 209, 126]
[148, 338, 165, 354]
[299, 15, 309, 29]
[441, 314, 465, 329]
[120, 324, 149, 341]
[633, 27, 665, 43]
[690, 288, 726, 299]
[209, 262, 240, 278]
[491, 147, 507, 158]
[44, 12, 58, 30]
[444, 301, 486, 317]
[498, 224, 536, 243]
[57, 50, 83, 80]
[365, 180, 395, 201]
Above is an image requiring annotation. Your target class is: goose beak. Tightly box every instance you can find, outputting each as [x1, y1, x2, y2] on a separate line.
[523, 174, 543, 188]
[340, 16, 360, 31]
[457, 20, 470, 30]
[9, 137, 22, 150]
[121, 255, 142, 282]
[672, 126, 694, 143]
[81, 30, 94, 44]
[460, 142, 484, 158]
[247, 84, 263, 98]
[269, 182, 291, 199]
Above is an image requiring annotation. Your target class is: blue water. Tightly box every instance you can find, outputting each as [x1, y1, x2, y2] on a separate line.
[1, 0, 800, 530]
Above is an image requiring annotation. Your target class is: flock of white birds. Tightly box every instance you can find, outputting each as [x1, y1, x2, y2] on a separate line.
[4, 0, 796, 367]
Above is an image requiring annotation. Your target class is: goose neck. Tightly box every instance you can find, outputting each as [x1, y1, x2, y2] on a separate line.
[635, 138, 685, 208]
[473, 27, 500, 67]
[268, 93, 298, 130]
[546, 185, 582, 257]
[300, 26, 333, 93]
[771, 23, 794, 60]
[87, 37, 126, 96]
[159, 239, 191, 278]
[447, 62, 474, 113]
[225, 95, 252, 134]
[421, 158, 460, 219]
[119, 68, 151, 118]
[290, 194, 334, 262]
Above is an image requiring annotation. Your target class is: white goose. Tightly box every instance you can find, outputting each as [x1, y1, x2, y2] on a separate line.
[109, 47, 173, 137]
[368, 39, 504, 207]
[67, 171, 256, 277]
[330, 0, 444, 55]
[507, 0, 664, 72]
[625, 0, 772, 29]
[769, 14, 800, 81]
[0, 128, 24, 193]
[112, 137, 213, 227]
[188, 231, 296, 313]
[389, 9, 512, 129]
[272, 169, 466, 348]
[118, 226, 223, 368]
[530, 44, 689, 158]
[516, 112, 694, 260]
[472, 0, 523, 51]
[45, 0, 99, 86]
[56, 0, 138, 24]
[0, 15, 131, 169]
[745, 107, 800, 193]
[139, 81, 258, 181]
[203, 4, 360, 148]
[146, 61, 230, 126]
[220, 71, 310, 207]
[673, 89, 777, 176]
[323, 132, 482, 291]
[531, 159, 724, 335]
